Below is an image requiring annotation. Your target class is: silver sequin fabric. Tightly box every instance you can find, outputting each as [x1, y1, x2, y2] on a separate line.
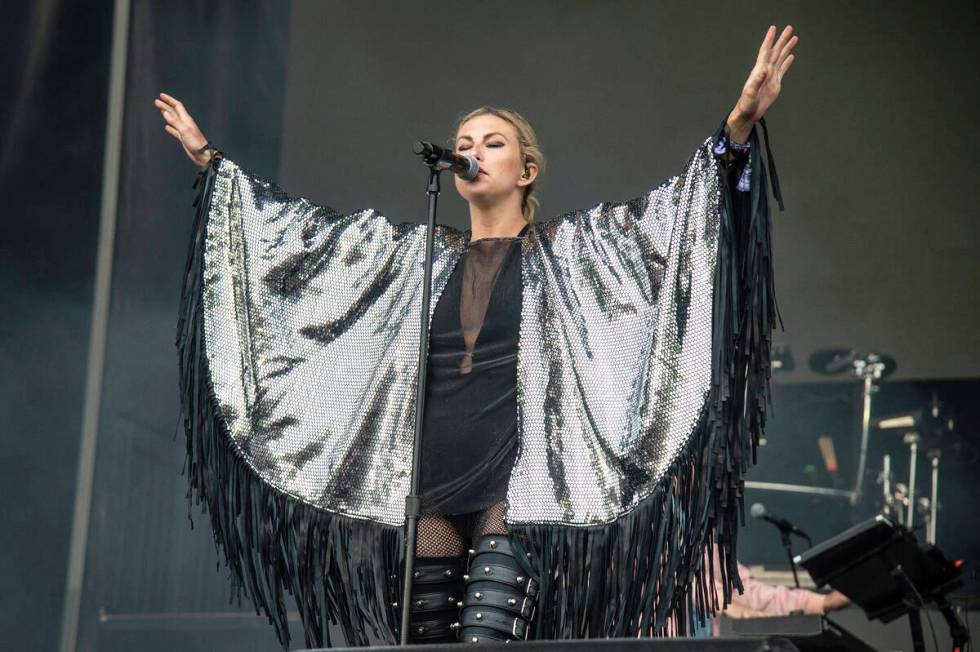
[202, 138, 720, 527]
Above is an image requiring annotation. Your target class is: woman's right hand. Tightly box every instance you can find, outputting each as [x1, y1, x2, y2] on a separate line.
[154, 92, 213, 169]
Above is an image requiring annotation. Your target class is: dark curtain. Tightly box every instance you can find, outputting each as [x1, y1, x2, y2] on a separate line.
[0, 2, 112, 650]
[73, 2, 295, 651]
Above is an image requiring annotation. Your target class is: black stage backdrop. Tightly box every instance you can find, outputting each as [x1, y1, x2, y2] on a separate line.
[279, 0, 980, 384]
[2, 1, 979, 651]
[73, 3, 294, 651]
[0, 2, 113, 651]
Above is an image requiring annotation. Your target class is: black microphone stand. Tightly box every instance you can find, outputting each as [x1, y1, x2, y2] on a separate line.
[399, 162, 442, 645]
[781, 528, 802, 588]
[776, 526, 811, 589]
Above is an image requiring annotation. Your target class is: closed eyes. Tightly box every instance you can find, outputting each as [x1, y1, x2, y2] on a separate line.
[457, 142, 504, 151]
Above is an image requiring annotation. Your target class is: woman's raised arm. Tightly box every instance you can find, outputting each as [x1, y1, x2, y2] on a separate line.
[725, 24, 798, 144]
[154, 92, 213, 169]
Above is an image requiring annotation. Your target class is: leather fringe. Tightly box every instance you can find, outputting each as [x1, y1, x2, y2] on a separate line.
[176, 118, 778, 645]
[177, 157, 404, 649]
[508, 120, 779, 639]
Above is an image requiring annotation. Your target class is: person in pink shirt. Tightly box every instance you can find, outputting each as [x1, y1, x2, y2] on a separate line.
[711, 561, 850, 636]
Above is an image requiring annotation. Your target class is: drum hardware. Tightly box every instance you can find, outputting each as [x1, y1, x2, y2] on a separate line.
[903, 432, 920, 530]
[916, 496, 932, 541]
[892, 482, 911, 527]
[809, 348, 896, 506]
[872, 411, 946, 541]
[926, 450, 940, 545]
[877, 453, 894, 517]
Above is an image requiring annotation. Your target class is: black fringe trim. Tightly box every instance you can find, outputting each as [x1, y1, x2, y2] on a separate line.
[508, 119, 779, 639]
[177, 156, 404, 649]
[176, 119, 778, 645]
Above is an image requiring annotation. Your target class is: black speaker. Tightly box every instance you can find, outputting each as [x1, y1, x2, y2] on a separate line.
[304, 637, 799, 651]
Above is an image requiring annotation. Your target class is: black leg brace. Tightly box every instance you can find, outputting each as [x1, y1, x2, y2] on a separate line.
[458, 535, 538, 644]
[407, 556, 465, 644]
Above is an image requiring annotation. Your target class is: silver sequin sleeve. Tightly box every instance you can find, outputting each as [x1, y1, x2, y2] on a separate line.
[201, 157, 462, 525]
[508, 139, 720, 525]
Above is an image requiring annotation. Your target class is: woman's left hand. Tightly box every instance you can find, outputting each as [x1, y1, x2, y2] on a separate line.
[729, 25, 798, 139]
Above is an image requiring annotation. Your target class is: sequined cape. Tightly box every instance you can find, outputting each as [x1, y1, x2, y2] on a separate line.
[177, 117, 780, 647]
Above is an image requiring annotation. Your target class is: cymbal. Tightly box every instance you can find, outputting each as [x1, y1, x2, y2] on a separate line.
[809, 348, 897, 379]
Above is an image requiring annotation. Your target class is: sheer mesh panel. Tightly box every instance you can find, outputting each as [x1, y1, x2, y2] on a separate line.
[458, 238, 512, 374]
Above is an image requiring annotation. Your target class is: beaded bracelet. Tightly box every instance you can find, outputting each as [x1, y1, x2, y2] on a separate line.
[713, 132, 751, 156]
[729, 137, 751, 152]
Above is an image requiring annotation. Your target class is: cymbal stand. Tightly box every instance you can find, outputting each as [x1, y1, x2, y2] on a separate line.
[893, 482, 910, 526]
[878, 453, 894, 517]
[927, 451, 940, 544]
[851, 356, 888, 505]
[902, 432, 919, 530]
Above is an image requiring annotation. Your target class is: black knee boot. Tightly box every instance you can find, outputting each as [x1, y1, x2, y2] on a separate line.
[457, 535, 538, 643]
[407, 556, 465, 644]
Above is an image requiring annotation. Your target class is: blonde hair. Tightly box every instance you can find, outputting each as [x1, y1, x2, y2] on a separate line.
[449, 106, 546, 223]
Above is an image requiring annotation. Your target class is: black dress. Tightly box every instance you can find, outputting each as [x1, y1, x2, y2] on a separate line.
[419, 224, 528, 516]
[418, 140, 751, 520]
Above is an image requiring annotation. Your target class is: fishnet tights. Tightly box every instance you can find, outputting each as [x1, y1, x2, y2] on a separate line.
[416, 501, 508, 556]
[416, 514, 465, 557]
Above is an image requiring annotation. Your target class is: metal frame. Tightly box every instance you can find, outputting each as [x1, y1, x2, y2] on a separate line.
[58, 1, 131, 650]
[745, 480, 855, 500]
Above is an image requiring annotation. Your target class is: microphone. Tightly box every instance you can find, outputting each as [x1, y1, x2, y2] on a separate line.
[412, 141, 480, 181]
[750, 503, 811, 542]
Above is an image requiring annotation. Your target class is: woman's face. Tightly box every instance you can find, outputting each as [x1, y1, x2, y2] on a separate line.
[453, 114, 536, 209]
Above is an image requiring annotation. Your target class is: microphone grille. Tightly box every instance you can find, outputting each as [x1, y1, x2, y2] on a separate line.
[462, 155, 479, 181]
[749, 502, 767, 519]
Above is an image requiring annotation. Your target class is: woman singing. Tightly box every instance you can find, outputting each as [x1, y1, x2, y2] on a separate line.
[157, 24, 796, 648]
